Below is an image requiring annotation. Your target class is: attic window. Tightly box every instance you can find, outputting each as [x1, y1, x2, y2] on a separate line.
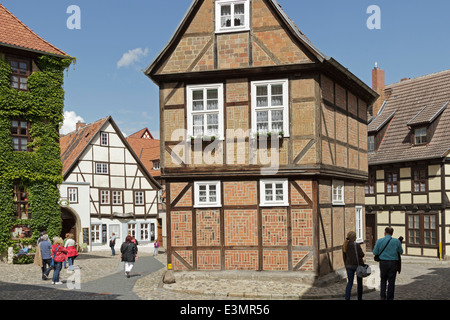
[215, 0, 249, 33]
[414, 127, 427, 145]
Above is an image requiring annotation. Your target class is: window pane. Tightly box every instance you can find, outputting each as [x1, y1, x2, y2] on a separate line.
[256, 85, 268, 107]
[19, 62, 27, 73]
[234, 4, 245, 26]
[271, 84, 283, 106]
[256, 111, 268, 132]
[207, 114, 218, 135]
[271, 110, 283, 131]
[265, 184, 273, 201]
[221, 5, 231, 27]
[207, 89, 218, 110]
[192, 90, 204, 111]
[20, 138, 28, 151]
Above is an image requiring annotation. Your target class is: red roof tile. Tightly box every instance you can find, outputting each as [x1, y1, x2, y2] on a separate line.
[0, 4, 68, 56]
[126, 130, 161, 177]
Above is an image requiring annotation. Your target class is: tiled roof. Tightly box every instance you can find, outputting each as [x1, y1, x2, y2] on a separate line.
[0, 4, 68, 57]
[369, 69, 450, 165]
[126, 129, 160, 177]
[60, 117, 109, 176]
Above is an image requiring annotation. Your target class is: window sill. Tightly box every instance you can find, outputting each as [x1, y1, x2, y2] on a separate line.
[215, 27, 250, 34]
[332, 201, 346, 206]
[259, 203, 289, 207]
[194, 204, 222, 209]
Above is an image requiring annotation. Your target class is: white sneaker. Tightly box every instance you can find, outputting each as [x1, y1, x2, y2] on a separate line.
[52, 281, 63, 285]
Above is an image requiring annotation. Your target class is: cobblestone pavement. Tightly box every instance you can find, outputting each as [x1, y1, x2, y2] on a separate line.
[1, 248, 449, 300]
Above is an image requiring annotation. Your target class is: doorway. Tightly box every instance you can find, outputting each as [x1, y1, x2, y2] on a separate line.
[61, 208, 77, 242]
[366, 213, 376, 250]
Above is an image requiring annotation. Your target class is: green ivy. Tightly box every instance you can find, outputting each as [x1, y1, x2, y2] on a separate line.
[0, 55, 72, 253]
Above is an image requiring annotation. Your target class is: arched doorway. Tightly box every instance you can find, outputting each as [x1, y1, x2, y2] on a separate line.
[61, 207, 77, 242]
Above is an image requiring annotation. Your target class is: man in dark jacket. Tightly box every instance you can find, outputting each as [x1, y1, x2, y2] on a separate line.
[121, 235, 138, 278]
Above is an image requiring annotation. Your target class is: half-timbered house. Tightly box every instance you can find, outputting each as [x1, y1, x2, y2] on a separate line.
[59, 116, 161, 251]
[145, 0, 378, 275]
[366, 67, 450, 259]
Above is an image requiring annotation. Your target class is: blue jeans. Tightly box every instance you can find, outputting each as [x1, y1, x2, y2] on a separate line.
[345, 266, 363, 300]
[379, 260, 398, 300]
[52, 261, 63, 283]
[111, 246, 115, 256]
[67, 256, 77, 271]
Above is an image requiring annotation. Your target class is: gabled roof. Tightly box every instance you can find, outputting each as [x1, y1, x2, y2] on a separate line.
[369, 69, 450, 165]
[126, 129, 161, 177]
[0, 4, 68, 57]
[143, 0, 377, 103]
[60, 116, 161, 189]
[128, 127, 154, 140]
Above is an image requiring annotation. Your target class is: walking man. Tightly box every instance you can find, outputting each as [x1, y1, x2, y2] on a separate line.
[373, 227, 403, 300]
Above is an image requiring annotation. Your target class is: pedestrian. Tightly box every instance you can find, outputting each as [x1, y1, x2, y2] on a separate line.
[34, 234, 53, 280]
[373, 226, 403, 300]
[120, 235, 138, 278]
[109, 233, 116, 256]
[342, 231, 364, 300]
[63, 233, 70, 269]
[65, 233, 78, 271]
[51, 237, 68, 285]
[153, 240, 160, 256]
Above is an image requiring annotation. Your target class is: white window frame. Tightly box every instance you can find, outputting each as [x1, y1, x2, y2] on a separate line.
[140, 223, 150, 241]
[100, 190, 110, 205]
[332, 180, 345, 205]
[134, 191, 145, 206]
[128, 223, 137, 239]
[67, 187, 78, 203]
[91, 224, 101, 244]
[187, 83, 224, 140]
[215, 0, 250, 33]
[251, 79, 289, 137]
[100, 132, 109, 146]
[112, 190, 123, 205]
[194, 181, 221, 208]
[355, 206, 364, 243]
[259, 179, 289, 207]
[95, 162, 108, 174]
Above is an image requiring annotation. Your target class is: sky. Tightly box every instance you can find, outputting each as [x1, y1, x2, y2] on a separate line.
[2, 0, 449, 137]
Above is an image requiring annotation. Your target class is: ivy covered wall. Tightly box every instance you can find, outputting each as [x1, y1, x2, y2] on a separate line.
[0, 55, 72, 252]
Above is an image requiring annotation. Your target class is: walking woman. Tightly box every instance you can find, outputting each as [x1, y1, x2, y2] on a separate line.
[51, 237, 68, 285]
[65, 233, 79, 271]
[342, 231, 365, 300]
[120, 235, 138, 278]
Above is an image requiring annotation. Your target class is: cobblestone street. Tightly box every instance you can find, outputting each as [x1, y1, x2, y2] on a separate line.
[0, 248, 449, 301]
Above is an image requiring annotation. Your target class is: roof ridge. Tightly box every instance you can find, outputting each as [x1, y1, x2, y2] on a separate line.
[387, 68, 450, 88]
[0, 3, 67, 56]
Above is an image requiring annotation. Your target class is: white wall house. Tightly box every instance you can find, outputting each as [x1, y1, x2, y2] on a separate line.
[59, 116, 161, 251]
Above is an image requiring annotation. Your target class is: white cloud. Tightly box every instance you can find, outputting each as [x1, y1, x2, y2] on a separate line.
[117, 47, 149, 68]
[60, 110, 85, 135]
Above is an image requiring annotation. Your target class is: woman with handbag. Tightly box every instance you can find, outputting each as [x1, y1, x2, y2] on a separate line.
[51, 237, 68, 285]
[342, 231, 365, 300]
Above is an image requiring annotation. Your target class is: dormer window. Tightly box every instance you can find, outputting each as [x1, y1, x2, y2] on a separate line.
[414, 127, 427, 145]
[368, 135, 375, 153]
[215, 0, 249, 33]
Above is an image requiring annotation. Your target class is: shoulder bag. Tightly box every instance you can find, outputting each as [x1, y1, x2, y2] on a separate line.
[354, 242, 371, 278]
[374, 238, 392, 262]
[50, 245, 60, 267]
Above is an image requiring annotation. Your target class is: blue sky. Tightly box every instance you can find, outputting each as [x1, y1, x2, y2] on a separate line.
[2, 0, 449, 137]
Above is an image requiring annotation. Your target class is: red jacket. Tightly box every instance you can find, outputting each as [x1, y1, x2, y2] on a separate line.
[51, 244, 68, 262]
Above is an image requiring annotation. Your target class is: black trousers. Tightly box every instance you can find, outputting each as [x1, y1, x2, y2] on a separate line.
[379, 260, 398, 300]
[41, 258, 53, 279]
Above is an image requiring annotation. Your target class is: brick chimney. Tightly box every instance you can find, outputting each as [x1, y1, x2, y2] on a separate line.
[372, 62, 385, 117]
[76, 122, 86, 131]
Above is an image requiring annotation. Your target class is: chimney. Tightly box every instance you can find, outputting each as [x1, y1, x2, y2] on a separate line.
[76, 122, 86, 131]
[371, 62, 385, 117]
